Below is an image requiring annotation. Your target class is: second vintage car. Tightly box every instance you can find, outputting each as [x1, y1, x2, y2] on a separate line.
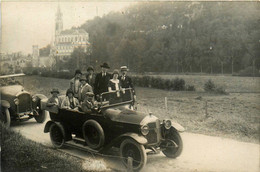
[0, 73, 48, 127]
[43, 89, 184, 171]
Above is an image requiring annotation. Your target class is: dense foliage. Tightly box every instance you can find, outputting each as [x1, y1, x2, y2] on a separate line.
[76, 1, 259, 74]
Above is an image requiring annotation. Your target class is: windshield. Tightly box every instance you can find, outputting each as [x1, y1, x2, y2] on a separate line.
[100, 88, 133, 108]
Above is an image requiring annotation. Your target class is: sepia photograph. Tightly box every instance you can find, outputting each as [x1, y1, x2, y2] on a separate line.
[0, 0, 259, 171]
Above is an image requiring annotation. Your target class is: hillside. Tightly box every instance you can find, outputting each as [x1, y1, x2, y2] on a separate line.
[79, 1, 259, 74]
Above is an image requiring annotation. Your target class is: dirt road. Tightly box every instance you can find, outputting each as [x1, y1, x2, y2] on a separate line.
[12, 118, 259, 172]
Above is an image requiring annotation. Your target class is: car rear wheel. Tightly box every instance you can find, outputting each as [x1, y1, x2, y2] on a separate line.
[49, 123, 65, 148]
[34, 109, 47, 123]
[0, 107, 11, 127]
[120, 138, 147, 171]
[162, 129, 183, 158]
[82, 120, 105, 150]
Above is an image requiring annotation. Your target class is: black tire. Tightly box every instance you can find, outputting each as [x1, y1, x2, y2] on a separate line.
[162, 129, 183, 158]
[0, 107, 11, 127]
[49, 123, 65, 148]
[120, 138, 147, 172]
[82, 120, 105, 150]
[34, 109, 47, 123]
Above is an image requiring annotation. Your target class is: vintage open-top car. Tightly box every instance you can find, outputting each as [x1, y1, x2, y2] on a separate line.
[43, 89, 184, 171]
[0, 73, 48, 127]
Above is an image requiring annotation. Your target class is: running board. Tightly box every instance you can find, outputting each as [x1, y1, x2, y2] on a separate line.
[64, 137, 100, 153]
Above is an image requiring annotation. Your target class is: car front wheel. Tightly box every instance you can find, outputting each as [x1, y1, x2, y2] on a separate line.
[34, 109, 47, 123]
[0, 107, 11, 127]
[161, 129, 183, 158]
[120, 138, 147, 171]
[49, 123, 65, 148]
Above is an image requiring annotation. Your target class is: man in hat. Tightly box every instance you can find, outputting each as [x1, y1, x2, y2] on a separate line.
[94, 62, 112, 101]
[81, 92, 98, 113]
[78, 76, 93, 103]
[70, 69, 82, 99]
[46, 88, 61, 107]
[119, 66, 136, 102]
[86, 66, 96, 88]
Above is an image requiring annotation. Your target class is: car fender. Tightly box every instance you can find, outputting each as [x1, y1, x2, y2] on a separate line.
[33, 94, 47, 109]
[1, 100, 10, 108]
[120, 133, 148, 145]
[44, 121, 65, 136]
[171, 120, 185, 132]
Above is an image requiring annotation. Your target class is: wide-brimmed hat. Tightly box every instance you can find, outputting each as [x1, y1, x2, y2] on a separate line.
[66, 89, 74, 96]
[85, 92, 94, 97]
[87, 66, 94, 72]
[51, 88, 59, 94]
[79, 76, 87, 82]
[120, 66, 129, 71]
[113, 69, 119, 75]
[100, 62, 110, 69]
[74, 69, 82, 75]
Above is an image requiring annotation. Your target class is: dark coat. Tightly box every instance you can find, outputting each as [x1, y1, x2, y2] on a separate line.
[94, 72, 112, 95]
[119, 75, 135, 95]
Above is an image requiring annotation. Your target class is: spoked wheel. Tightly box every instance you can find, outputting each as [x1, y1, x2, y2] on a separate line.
[162, 129, 183, 158]
[0, 107, 11, 127]
[49, 124, 65, 148]
[83, 120, 105, 150]
[120, 139, 147, 172]
[34, 108, 47, 123]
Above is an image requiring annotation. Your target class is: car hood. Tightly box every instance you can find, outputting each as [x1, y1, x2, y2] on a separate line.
[103, 106, 158, 125]
[0, 85, 24, 97]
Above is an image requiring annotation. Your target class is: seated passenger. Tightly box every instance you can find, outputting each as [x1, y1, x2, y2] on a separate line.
[81, 92, 98, 113]
[46, 88, 61, 107]
[61, 89, 80, 110]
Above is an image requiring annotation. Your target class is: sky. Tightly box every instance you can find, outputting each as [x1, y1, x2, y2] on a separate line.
[1, 1, 135, 54]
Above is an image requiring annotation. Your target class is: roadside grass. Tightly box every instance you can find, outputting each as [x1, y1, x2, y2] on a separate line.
[18, 76, 260, 143]
[136, 88, 260, 143]
[0, 122, 85, 172]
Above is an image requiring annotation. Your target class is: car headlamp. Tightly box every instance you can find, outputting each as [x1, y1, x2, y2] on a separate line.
[14, 98, 19, 105]
[164, 120, 172, 130]
[141, 125, 149, 136]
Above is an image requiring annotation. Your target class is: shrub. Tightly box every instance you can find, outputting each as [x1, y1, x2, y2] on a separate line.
[186, 84, 196, 91]
[204, 79, 216, 92]
[172, 77, 185, 91]
[238, 66, 260, 77]
[32, 69, 39, 75]
[215, 86, 228, 95]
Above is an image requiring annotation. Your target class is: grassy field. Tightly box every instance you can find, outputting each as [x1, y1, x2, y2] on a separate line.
[0, 123, 86, 172]
[146, 74, 260, 93]
[18, 75, 259, 143]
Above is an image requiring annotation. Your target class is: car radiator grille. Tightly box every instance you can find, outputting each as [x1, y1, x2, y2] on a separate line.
[146, 120, 160, 144]
[17, 93, 32, 113]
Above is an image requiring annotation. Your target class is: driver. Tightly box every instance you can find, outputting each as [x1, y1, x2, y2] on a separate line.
[81, 92, 99, 113]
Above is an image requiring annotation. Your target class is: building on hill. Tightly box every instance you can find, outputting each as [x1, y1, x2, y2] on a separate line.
[51, 5, 90, 61]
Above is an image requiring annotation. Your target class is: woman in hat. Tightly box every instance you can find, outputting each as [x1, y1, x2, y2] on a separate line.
[61, 89, 80, 110]
[46, 88, 61, 107]
[108, 69, 124, 104]
[70, 69, 82, 99]
[86, 66, 96, 88]
[94, 62, 112, 100]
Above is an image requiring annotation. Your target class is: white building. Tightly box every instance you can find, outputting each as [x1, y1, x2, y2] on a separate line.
[52, 6, 90, 61]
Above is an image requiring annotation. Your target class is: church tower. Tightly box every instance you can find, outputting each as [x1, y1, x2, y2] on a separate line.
[55, 5, 63, 35]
